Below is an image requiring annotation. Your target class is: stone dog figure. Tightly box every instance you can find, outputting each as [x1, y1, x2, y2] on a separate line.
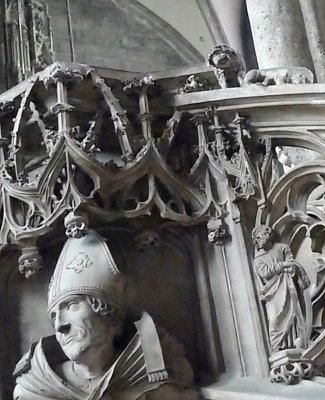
[243, 67, 314, 86]
[252, 225, 312, 353]
[14, 230, 199, 400]
[206, 44, 246, 89]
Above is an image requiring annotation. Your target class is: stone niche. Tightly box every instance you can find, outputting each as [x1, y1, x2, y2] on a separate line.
[0, 223, 214, 397]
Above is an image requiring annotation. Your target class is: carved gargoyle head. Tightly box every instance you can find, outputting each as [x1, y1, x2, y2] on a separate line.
[206, 44, 245, 73]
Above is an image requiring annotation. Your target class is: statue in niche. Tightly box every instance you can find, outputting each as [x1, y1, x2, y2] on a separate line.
[252, 225, 312, 353]
[14, 229, 199, 400]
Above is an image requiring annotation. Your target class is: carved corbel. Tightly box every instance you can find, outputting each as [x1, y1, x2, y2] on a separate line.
[18, 239, 43, 278]
[64, 211, 89, 238]
[207, 218, 230, 245]
[269, 349, 313, 384]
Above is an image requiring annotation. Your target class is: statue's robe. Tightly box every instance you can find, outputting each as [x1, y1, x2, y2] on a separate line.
[14, 312, 198, 400]
[254, 243, 311, 352]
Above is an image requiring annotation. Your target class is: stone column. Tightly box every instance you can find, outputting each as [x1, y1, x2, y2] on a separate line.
[246, 0, 314, 71]
[0, 2, 8, 93]
[299, 0, 325, 83]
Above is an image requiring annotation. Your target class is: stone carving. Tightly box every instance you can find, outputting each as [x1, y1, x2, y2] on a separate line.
[206, 45, 246, 88]
[5, 0, 31, 82]
[18, 246, 43, 278]
[30, 0, 54, 70]
[181, 75, 210, 93]
[4, 0, 53, 84]
[243, 67, 314, 86]
[207, 218, 229, 245]
[0, 63, 231, 266]
[14, 230, 199, 399]
[135, 229, 160, 251]
[252, 225, 312, 353]
[65, 212, 89, 239]
[42, 63, 84, 88]
[269, 349, 313, 384]
[207, 109, 260, 200]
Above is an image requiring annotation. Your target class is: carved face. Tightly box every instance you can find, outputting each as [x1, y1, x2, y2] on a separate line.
[49, 295, 116, 362]
[212, 52, 231, 68]
[253, 228, 272, 250]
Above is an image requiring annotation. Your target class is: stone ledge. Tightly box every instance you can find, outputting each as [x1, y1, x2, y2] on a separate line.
[201, 376, 325, 400]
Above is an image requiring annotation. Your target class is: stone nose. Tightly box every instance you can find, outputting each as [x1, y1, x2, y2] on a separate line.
[57, 323, 71, 334]
[53, 312, 71, 334]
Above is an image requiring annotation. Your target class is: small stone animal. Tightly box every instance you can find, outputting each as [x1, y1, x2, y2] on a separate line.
[243, 67, 314, 86]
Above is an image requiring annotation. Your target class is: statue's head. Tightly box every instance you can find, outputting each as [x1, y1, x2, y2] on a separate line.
[206, 44, 245, 71]
[252, 225, 273, 250]
[48, 231, 125, 363]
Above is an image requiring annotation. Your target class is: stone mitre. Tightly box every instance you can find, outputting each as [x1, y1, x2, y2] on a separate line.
[47, 229, 125, 313]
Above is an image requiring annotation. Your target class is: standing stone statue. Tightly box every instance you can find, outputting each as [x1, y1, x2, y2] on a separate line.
[14, 230, 199, 400]
[252, 225, 312, 353]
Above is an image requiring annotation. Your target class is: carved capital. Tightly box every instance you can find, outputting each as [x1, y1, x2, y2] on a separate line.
[123, 76, 156, 96]
[43, 64, 83, 88]
[190, 115, 209, 127]
[51, 102, 74, 115]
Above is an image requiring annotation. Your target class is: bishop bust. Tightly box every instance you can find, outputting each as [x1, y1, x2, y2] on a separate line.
[14, 230, 199, 400]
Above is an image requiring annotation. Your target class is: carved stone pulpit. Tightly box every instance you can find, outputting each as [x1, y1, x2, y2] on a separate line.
[0, 46, 325, 399]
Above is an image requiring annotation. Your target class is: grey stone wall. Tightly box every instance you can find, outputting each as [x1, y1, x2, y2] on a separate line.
[46, 0, 203, 72]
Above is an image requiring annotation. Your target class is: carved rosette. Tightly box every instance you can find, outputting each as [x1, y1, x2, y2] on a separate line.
[134, 230, 160, 251]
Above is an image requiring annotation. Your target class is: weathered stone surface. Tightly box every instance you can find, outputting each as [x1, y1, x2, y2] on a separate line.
[46, 0, 203, 71]
[246, 0, 314, 71]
